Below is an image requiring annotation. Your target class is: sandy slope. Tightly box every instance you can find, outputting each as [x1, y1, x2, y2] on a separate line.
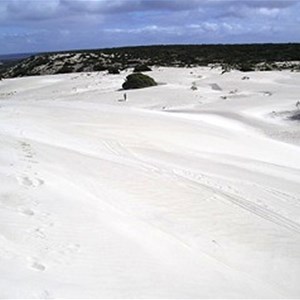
[0, 67, 300, 298]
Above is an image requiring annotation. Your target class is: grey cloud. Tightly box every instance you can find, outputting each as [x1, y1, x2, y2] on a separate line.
[236, 0, 299, 8]
[0, 0, 299, 54]
[60, 0, 138, 14]
[1, 0, 299, 22]
[60, 0, 205, 14]
[6, 0, 61, 20]
[141, 0, 205, 11]
[57, 0, 300, 22]
[216, 0, 299, 19]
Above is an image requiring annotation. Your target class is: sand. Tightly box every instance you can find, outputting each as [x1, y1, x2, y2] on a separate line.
[0, 67, 300, 298]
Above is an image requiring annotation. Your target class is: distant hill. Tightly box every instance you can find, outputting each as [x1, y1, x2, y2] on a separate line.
[1, 44, 300, 78]
[0, 52, 37, 75]
[0, 52, 36, 61]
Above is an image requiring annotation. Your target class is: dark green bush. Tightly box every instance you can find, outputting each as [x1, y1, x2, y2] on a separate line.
[93, 64, 106, 72]
[259, 63, 274, 71]
[108, 66, 120, 74]
[238, 63, 255, 72]
[133, 64, 152, 72]
[292, 64, 300, 72]
[122, 73, 157, 90]
[56, 63, 74, 74]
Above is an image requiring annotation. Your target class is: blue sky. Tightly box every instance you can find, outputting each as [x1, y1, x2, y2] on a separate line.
[0, 0, 300, 54]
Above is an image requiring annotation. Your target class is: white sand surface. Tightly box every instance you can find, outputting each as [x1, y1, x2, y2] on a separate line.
[0, 67, 300, 298]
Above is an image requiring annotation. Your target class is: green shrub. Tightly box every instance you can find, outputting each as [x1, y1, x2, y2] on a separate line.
[259, 63, 274, 71]
[133, 64, 152, 72]
[238, 63, 255, 72]
[56, 63, 74, 74]
[108, 66, 120, 74]
[122, 73, 157, 90]
[93, 64, 106, 71]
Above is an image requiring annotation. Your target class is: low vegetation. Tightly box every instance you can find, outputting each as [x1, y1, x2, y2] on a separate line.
[108, 66, 120, 74]
[133, 65, 152, 72]
[289, 113, 300, 121]
[122, 73, 157, 90]
[1, 44, 300, 78]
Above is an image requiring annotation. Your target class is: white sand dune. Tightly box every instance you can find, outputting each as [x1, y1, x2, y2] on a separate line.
[0, 67, 300, 298]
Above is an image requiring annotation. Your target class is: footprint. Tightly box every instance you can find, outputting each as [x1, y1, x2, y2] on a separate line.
[39, 290, 50, 299]
[29, 178, 44, 187]
[36, 178, 44, 186]
[67, 243, 81, 253]
[20, 208, 35, 216]
[58, 243, 81, 256]
[34, 227, 46, 239]
[26, 160, 38, 164]
[20, 177, 34, 187]
[18, 176, 44, 188]
[20, 141, 30, 148]
[31, 261, 46, 272]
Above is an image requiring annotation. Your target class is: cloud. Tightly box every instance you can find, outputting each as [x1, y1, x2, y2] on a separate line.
[215, 0, 299, 19]
[59, 0, 300, 17]
[0, 0, 299, 54]
[5, 0, 61, 20]
[60, 0, 136, 14]
[60, 0, 209, 14]
[0, 0, 299, 22]
[257, 7, 280, 17]
[237, 0, 298, 8]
